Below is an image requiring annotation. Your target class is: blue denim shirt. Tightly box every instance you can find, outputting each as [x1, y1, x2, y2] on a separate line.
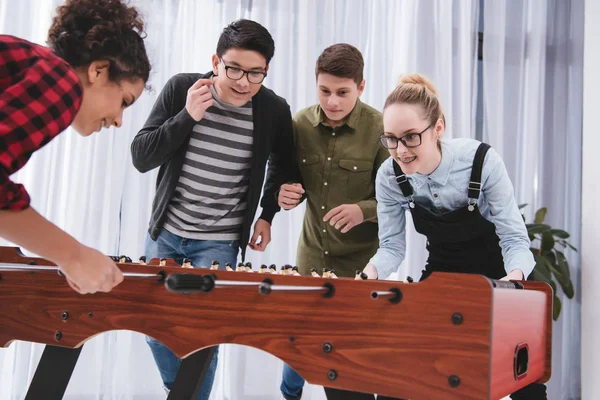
[369, 138, 535, 280]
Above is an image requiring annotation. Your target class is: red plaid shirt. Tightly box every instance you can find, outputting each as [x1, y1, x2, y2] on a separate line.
[0, 35, 83, 210]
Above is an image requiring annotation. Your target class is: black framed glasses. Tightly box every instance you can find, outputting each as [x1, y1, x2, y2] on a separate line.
[221, 58, 267, 84]
[379, 123, 433, 149]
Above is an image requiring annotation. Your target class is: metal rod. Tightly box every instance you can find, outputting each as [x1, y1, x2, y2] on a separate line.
[268, 285, 329, 292]
[258, 282, 335, 298]
[214, 280, 263, 287]
[371, 290, 396, 299]
[0, 263, 159, 278]
[0, 263, 57, 271]
[370, 288, 402, 304]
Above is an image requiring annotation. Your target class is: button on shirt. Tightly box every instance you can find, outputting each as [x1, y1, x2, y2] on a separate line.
[369, 138, 535, 279]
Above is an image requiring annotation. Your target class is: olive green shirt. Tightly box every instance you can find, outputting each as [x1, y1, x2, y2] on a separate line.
[294, 99, 389, 277]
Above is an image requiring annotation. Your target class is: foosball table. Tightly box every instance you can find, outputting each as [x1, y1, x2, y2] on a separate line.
[0, 246, 552, 400]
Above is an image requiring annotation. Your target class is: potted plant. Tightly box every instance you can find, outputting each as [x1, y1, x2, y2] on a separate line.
[519, 204, 576, 320]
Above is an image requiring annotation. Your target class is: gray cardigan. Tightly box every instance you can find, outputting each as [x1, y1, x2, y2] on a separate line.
[131, 72, 300, 260]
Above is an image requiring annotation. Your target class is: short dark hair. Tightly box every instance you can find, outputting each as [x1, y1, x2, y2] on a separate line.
[47, 0, 151, 84]
[315, 43, 364, 86]
[216, 19, 275, 65]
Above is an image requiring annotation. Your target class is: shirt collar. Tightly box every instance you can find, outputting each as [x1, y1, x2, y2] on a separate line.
[410, 140, 453, 187]
[307, 99, 363, 130]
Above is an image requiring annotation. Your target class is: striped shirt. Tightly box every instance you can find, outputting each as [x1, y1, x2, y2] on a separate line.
[164, 84, 253, 240]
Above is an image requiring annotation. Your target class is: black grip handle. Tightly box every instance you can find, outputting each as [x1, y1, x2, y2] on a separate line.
[165, 273, 216, 293]
[490, 279, 524, 289]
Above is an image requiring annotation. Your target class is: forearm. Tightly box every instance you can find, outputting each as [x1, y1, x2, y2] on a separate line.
[131, 108, 195, 172]
[357, 199, 377, 222]
[0, 207, 81, 265]
[503, 247, 535, 278]
[260, 107, 301, 222]
[368, 248, 405, 280]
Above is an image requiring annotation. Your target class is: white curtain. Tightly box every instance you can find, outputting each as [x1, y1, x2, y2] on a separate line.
[482, 1, 583, 400]
[0, 0, 580, 399]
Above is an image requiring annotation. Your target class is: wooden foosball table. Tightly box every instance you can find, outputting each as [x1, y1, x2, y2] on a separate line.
[0, 246, 552, 399]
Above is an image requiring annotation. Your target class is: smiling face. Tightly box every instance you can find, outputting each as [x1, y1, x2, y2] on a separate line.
[383, 103, 445, 175]
[316, 73, 364, 127]
[72, 61, 144, 136]
[211, 48, 268, 106]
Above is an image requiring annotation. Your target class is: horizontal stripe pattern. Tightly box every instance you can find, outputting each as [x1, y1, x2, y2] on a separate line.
[165, 85, 253, 240]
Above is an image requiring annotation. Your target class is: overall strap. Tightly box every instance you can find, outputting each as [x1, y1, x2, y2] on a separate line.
[468, 143, 491, 200]
[392, 160, 414, 198]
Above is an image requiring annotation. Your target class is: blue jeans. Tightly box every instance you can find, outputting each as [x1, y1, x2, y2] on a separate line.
[144, 229, 239, 400]
[281, 363, 305, 399]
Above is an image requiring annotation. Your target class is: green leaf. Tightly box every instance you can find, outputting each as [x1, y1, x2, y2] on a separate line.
[542, 250, 556, 265]
[535, 207, 548, 224]
[526, 224, 551, 234]
[555, 250, 574, 298]
[558, 240, 578, 251]
[551, 229, 570, 239]
[553, 295, 562, 321]
[533, 255, 552, 280]
[565, 241, 578, 252]
[539, 252, 574, 300]
[541, 231, 555, 252]
[533, 255, 557, 293]
[554, 250, 572, 280]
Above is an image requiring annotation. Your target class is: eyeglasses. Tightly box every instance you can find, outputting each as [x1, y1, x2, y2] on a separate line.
[379, 123, 433, 149]
[221, 58, 267, 84]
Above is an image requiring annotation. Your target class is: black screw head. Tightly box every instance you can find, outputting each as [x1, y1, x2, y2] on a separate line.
[322, 342, 333, 353]
[448, 375, 460, 387]
[452, 313, 463, 325]
[61, 311, 69, 321]
[88, 312, 93, 318]
[259, 283, 272, 295]
[388, 287, 403, 304]
[54, 331, 63, 341]
[289, 336, 295, 342]
[328, 370, 337, 381]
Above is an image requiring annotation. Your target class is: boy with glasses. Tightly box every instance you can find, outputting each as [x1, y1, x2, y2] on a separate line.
[276, 43, 390, 400]
[131, 19, 300, 399]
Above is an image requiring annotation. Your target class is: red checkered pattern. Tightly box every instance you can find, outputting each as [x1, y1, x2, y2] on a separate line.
[0, 35, 83, 210]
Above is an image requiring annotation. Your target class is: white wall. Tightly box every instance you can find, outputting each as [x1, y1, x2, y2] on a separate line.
[581, 0, 599, 398]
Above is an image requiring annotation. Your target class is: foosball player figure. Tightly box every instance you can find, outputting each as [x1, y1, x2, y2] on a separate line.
[210, 260, 220, 270]
[355, 270, 368, 280]
[244, 262, 253, 272]
[182, 258, 193, 269]
[310, 267, 320, 278]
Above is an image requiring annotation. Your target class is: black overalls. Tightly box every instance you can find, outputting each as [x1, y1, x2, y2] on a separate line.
[386, 143, 547, 400]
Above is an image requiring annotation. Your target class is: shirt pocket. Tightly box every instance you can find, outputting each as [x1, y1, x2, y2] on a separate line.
[299, 154, 321, 189]
[339, 159, 373, 201]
